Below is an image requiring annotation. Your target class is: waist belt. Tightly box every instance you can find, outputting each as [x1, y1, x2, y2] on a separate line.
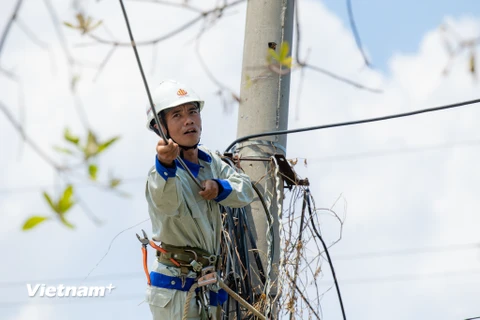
[156, 243, 219, 270]
[149, 271, 227, 306]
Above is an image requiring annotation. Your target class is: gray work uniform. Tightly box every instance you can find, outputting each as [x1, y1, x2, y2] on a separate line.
[145, 146, 254, 319]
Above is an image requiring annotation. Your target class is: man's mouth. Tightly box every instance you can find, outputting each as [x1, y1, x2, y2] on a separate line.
[184, 129, 197, 135]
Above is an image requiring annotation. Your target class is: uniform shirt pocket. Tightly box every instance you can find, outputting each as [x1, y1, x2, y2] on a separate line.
[145, 285, 176, 308]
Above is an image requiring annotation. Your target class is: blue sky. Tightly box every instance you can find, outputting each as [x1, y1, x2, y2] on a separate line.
[322, 0, 480, 71]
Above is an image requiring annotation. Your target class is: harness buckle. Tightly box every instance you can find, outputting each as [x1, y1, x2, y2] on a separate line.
[197, 266, 217, 287]
[190, 260, 203, 272]
[203, 255, 217, 265]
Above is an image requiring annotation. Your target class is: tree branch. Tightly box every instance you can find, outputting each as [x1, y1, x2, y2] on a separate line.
[346, 0, 371, 67]
[85, 0, 245, 47]
[15, 17, 49, 50]
[194, 27, 240, 109]
[301, 62, 383, 93]
[294, 0, 380, 93]
[0, 0, 25, 59]
[43, 0, 91, 129]
[0, 101, 63, 170]
[126, 0, 203, 13]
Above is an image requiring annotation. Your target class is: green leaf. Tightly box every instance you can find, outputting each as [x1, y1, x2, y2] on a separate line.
[64, 128, 80, 145]
[280, 56, 293, 68]
[84, 131, 98, 159]
[245, 75, 253, 89]
[60, 215, 75, 229]
[469, 51, 475, 75]
[97, 136, 120, 154]
[43, 192, 57, 213]
[76, 13, 85, 26]
[267, 48, 280, 63]
[109, 178, 121, 188]
[279, 42, 290, 61]
[22, 216, 50, 231]
[71, 74, 80, 92]
[58, 185, 75, 214]
[53, 146, 74, 155]
[90, 20, 103, 32]
[88, 164, 98, 181]
[63, 22, 76, 29]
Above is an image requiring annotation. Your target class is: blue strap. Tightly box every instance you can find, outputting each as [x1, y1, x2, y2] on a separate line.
[150, 271, 228, 306]
[150, 271, 195, 292]
[209, 289, 228, 306]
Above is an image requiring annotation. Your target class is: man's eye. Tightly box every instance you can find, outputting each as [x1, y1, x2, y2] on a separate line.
[190, 109, 198, 114]
[172, 113, 180, 118]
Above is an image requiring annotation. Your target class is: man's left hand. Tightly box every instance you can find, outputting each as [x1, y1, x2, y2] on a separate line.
[199, 180, 219, 200]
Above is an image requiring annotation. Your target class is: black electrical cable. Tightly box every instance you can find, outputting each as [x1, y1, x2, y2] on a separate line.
[250, 183, 275, 267]
[242, 207, 267, 285]
[306, 188, 347, 320]
[224, 98, 480, 152]
[118, 0, 204, 191]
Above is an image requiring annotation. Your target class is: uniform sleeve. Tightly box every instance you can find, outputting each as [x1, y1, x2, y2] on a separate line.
[212, 155, 254, 208]
[145, 156, 183, 216]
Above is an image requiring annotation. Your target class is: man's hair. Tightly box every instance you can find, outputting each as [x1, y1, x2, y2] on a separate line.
[149, 102, 200, 128]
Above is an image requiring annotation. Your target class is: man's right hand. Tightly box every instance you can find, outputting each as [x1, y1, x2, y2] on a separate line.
[156, 138, 179, 167]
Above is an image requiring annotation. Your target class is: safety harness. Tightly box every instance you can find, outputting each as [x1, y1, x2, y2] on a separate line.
[136, 230, 226, 319]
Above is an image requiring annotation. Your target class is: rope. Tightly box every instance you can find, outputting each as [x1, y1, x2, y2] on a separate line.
[219, 280, 266, 320]
[182, 282, 199, 320]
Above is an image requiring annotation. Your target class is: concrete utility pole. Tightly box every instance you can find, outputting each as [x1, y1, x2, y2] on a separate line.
[235, 0, 294, 316]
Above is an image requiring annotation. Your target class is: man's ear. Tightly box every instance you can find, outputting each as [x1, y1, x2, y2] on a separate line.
[153, 123, 167, 134]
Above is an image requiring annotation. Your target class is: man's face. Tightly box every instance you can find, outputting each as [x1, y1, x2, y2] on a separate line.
[161, 103, 202, 146]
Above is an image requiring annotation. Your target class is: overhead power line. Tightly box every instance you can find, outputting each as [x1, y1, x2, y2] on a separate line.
[3, 138, 480, 195]
[225, 97, 480, 152]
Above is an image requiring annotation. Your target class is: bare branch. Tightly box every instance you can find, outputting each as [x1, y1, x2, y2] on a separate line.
[0, 101, 63, 170]
[88, 14, 203, 46]
[293, 0, 380, 94]
[93, 45, 117, 82]
[301, 62, 383, 93]
[126, 0, 203, 13]
[75, 196, 104, 226]
[0, 65, 18, 81]
[194, 31, 240, 110]
[43, 0, 91, 129]
[0, 0, 25, 58]
[346, 0, 371, 67]
[86, 0, 245, 47]
[15, 17, 49, 50]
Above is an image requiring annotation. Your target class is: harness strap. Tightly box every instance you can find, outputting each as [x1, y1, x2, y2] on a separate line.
[150, 271, 195, 291]
[149, 271, 227, 306]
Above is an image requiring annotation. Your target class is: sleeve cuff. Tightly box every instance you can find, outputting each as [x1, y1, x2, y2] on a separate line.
[155, 155, 177, 181]
[213, 179, 232, 202]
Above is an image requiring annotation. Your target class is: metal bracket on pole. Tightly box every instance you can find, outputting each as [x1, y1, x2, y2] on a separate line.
[273, 154, 309, 188]
[222, 152, 309, 188]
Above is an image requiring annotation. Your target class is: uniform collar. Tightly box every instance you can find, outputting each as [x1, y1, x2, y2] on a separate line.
[175, 148, 212, 178]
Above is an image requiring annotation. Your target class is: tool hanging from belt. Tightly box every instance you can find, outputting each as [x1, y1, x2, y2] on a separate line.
[136, 229, 219, 284]
[136, 229, 181, 285]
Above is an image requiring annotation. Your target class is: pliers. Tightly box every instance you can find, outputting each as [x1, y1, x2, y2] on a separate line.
[136, 229, 181, 285]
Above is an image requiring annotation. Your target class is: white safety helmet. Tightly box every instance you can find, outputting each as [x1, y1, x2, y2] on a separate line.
[146, 79, 204, 131]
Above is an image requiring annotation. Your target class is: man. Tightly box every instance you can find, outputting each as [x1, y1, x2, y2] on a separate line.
[144, 79, 254, 319]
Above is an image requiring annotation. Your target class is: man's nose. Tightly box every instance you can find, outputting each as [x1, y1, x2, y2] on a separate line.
[185, 116, 195, 125]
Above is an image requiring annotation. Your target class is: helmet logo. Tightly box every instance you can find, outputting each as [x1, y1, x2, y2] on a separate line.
[177, 89, 188, 96]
